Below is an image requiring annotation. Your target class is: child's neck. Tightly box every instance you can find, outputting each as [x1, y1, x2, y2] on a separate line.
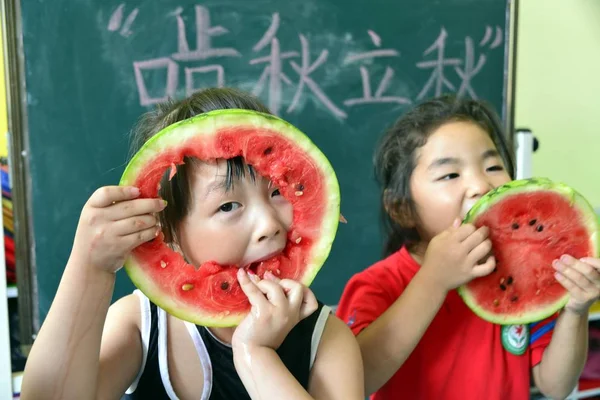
[207, 326, 236, 345]
[408, 241, 428, 265]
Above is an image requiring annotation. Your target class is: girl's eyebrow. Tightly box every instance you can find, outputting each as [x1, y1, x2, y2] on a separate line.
[482, 148, 500, 160]
[428, 157, 459, 170]
[202, 177, 228, 200]
[428, 149, 500, 171]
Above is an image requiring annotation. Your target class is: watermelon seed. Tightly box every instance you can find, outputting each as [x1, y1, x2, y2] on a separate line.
[493, 299, 499, 307]
[507, 276, 514, 285]
[510, 295, 518, 302]
[295, 191, 304, 196]
[536, 225, 544, 232]
[275, 269, 280, 275]
[295, 237, 302, 244]
[511, 223, 519, 229]
[499, 284, 507, 291]
[263, 147, 273, 155]
[296, 183, 305, 191]
[536, 289, 541, 295]
[182, 283, 194, 291]
[529, 219, 537, 226]
[220, 282, 229, 291]
[500, 278, 505, 284]
[160, 260, 167, 268]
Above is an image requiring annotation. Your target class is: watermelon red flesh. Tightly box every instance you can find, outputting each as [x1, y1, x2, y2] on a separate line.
[457, 178, 599, 325]
[120, 110, 340, 327]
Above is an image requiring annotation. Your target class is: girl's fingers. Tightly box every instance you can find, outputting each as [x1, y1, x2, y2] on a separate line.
[264, 273, 315, 318]
[299, 288, 318, 319]
[113, 214, 159, 237]
[555, 271, 586, 299]
[461, 226, 489, 251]
[467, 238, 493, 265]
[471, 255, 496, 278]
[237, 269, 270, 309]
[277, 279, 304, 310]
[256, 279, 288, 308]
[122, 225, 162, 252]
[579, 257, 600, 271]
[553, 258, 599, 291]
[108, 198, 167, 221]
[88, 186, 140, 208]
[454, 223, 477, 241]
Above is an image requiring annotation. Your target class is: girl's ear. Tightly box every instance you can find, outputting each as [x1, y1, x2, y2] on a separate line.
[384, 189, 416, 228]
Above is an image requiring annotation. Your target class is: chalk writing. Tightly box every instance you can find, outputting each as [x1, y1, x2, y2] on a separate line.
[250, 13, 299, 116]
[133, 58, 178, 105]
[251, 13, 345, 118]
[107, 4, 138, 37]
[171, 6, 240, 61]
[288, 35, 347, 118]
[133, 6, 240, 105]
[416, 26, 504, 100]
[455, 37, 486, 98]
[480, 25, 504, 49]
[456, 26, 503, 98]
[344, 30, 410, 107]
[416, 28, 461, 100]
[127, 6, 504, 117]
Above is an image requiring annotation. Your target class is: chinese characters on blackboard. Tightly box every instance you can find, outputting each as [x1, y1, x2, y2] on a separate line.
[110, 4, 503, 120]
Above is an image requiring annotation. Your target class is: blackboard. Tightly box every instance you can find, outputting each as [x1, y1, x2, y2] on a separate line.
[18, 0, 510, 323]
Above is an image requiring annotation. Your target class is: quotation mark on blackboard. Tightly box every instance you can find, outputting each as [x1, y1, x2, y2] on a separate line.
[480, 25, 503, 49]
[108, 4, 139, 37]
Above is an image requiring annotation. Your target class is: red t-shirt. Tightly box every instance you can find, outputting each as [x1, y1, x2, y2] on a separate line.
[336, 247, 557, 400]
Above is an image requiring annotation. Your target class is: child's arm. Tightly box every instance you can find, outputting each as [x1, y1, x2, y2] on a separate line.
[306, 315, 364, 399]
[533, 256, 600, 399]
[21, 186, 164, 400]
[232, 270, 364, 399]
[355, 270, 448, 394]
[347, 221, 495, 395]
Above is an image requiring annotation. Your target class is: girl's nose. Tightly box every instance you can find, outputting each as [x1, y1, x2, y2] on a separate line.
[253, 206, 283, 243]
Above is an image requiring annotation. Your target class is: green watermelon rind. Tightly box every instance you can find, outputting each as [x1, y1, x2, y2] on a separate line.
[457, 177, 599, 325]
[119, 109, 340, 326]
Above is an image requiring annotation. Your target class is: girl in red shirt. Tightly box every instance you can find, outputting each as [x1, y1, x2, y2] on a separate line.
[337, 95, 600, 400]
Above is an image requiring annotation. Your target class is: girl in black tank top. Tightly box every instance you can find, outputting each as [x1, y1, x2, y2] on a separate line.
[125, 293, 331, 400]
[21, 88, 363, 400]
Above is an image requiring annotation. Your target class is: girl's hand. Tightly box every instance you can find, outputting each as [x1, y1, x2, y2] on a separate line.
[421, 218, 496, 291]
[232, 269, 318, 351]
[70, 186, 166, 274]
[553, 255, 600, 314]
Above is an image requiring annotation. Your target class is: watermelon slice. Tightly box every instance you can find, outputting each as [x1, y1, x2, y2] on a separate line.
[119, 109, 340, 327]
[457, 178, 599, 325]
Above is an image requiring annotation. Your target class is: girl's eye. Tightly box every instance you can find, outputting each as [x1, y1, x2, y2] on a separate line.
[219, 202, 241, 213]
[487, 165, 504, 172]
[439, 173, 459, 181]
[271, 188, 281, 197]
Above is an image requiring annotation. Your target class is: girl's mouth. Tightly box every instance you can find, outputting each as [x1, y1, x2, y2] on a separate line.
[246, 262, 260, 274]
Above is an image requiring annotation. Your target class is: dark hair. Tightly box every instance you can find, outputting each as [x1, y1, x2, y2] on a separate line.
[374, 94, 515, 257]
[128, 87, 271, 244]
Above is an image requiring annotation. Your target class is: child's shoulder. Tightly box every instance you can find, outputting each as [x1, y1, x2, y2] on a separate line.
[105, 291, 144, 332]
[350, 246, 419, 286]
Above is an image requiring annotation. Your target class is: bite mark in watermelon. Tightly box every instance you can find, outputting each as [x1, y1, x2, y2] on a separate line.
[119, 109, 340, 327]
[457, 178, 599, 325]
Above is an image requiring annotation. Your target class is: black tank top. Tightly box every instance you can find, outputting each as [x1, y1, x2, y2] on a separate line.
[124, 291, 329, 399]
